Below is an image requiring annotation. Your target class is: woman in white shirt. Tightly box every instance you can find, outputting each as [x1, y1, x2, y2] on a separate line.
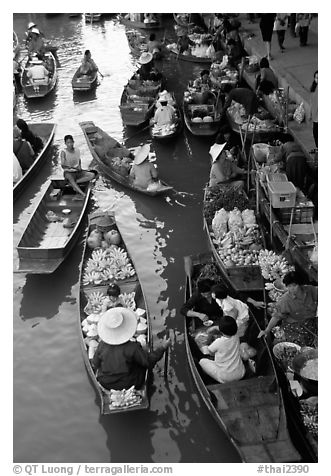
[199, 315, 245, 383]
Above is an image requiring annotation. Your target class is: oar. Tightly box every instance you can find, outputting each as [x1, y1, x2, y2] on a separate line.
[125, 123, 151, 143]
[184, 255, 193, 296]
[163, 331, 170, 381]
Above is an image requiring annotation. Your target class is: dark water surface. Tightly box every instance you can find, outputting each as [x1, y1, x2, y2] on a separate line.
[13, 13, 241, 463]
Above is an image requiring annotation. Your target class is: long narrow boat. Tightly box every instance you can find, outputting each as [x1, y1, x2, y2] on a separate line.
[120, 15, 162, 30]
[126, 30, 147, 57]
[21, 52, 57, 99]
[78, 210, 151, 414]
[203, 186, 265, 293]
[255, 175, 317, 283]
[150, 93, 183, 142]
[15, 178, 94, 274]
[71, 66, 98, 92]
[13, 122, 56, 201]
[183, 90, 221, 137]
[225, 106, 281, 142]
[119, 74, 163, 127]
[80, 121, 173, 196]
[167, 44, 212, 64]
[183, 252, 301, 463]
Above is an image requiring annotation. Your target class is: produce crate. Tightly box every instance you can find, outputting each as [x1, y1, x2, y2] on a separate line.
[277, 204, 314, 224]
[268, 181, 296, 208]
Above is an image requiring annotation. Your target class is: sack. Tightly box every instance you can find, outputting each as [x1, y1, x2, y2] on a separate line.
[147, 180, 161, 192]
[293, 102, 305, 124]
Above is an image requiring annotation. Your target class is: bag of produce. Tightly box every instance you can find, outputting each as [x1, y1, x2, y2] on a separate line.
[293, 102, 305, 124]
[212, 208, 229, 239]
[228, 208, 243, 232]
[252, 143, 270, 163]
[241, 209, 256, 226]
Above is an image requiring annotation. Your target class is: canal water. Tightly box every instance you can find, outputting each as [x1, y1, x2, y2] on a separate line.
[13, 13, 241, 463]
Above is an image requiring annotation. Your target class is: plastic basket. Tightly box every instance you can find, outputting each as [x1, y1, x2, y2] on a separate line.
[268, 181, 296, 208]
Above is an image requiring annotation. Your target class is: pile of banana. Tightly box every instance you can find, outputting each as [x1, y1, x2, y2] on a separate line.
[83, 248, 135, 286]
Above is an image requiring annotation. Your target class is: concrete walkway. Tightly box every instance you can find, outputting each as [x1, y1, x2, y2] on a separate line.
[237, 15, 318, 156]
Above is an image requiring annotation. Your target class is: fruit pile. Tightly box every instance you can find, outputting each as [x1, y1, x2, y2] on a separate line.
[203, 186, 250, 224]
[108, 386, 143, 409]
[258, 250, 294, 281]
[83, 247, 135, 286]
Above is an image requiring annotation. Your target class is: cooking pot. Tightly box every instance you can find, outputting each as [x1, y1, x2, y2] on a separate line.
[292, 348, 318, 396]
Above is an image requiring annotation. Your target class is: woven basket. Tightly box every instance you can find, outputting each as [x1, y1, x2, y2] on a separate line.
[90, 212, 115, 232]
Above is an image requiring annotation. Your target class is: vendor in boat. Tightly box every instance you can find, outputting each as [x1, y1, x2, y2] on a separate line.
[199, 315, 245, 383]
[129, 144, 159, 190]
[16, 119, 43, 154]
[193, 69, 213, 90]
[255, 57, 278, 96]
[258, 271, 318, 347]
[226, 34, 245, 66]
[13, 125, 35, 173]
[78, 50, 100, 77]
[144, 13, 158, 24]
[92, 307, 170, 391]
[176, 28, 194, 54]
[147, 33, 163, 59]
[27, 54, 49, 85]
[25, 21, 45, 46]
[137, 52, 162, 82]
[208, 136, 247, 189]
[13, 153, 23, 183]
[269, 138, 308, 192]
[220, 86, 260, 119]
[151, 91, 176, 127]
[60, 134, 96, 198]
[181, 278, 223, 331]
[27, 28, 46, 58]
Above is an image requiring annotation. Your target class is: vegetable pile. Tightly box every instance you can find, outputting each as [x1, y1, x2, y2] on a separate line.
[203, 186, 250, 224]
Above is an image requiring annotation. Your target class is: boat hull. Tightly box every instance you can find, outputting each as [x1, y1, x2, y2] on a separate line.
[21, 52, 57, 99]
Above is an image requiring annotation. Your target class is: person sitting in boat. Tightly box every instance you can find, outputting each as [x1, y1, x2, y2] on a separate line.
[144, 13, 158, 24]
[25, 21, 45, 46]
[221, 86, 260, 119]
[181, 278, 223, 331]
[226, 38, 244, 66]
[209, 136, 247, 190]
[129, 144, 159, 190]
[258, 271, 317, 347]
[147, 33, 163, 59]
[255, 57, 278, 96]
[193, 69, 213, 90]
[105, 283, 126, 309]
[92, 307, 169, 391]
[27, 28, 46, 58]
[137, 52, 162, 81]
[151, 91, 176, 127]
[78, 50, 99, 77]
[211, 284, 265, 337]
[13, 126, 35, 174]
[176, 29, 194, 55]
[269, 137, 308, 192]
[13, 152, 23, 183]
[16, 119, 43, 154]
[199, 315, 245, 384]
[27, 54, 49, 85]
[60, 134, 96, 198]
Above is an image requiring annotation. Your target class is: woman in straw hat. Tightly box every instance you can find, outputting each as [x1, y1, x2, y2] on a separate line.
[137, 52, 161, 82]
[129, 144, 159, 189]
[92, 307, 169, 390]
[209, 134, 247, 189]
[151, 91, 176, 127]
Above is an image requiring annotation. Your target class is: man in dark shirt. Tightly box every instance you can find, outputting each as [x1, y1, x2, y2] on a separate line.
[13, 126, 35, 173]
[92, 308, 169, 391]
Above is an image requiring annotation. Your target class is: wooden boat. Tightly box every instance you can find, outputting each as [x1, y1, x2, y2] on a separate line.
[226, 107, 281, 142]
[68, 13, 82, 18]
[183, 90, 221, 136]
[150, 93, 183, 141]
[21, 52, 57, 99]
[167, 45, 212, 64]
[119, 74, 162, 127]
[78, 210, 151, 414]
[120, 14, 162, 30]
[13, 31, 20, 60]
[80, 121, 173, 196]
[126, 30, 148, 57]
[203, 186, 265, 293]
[71, 66, 98, 92]
[13, 122, 56, 201]
[183, 252, 301, 463]
[85, 13, 102, 23]
[254, 172, 317, 283]
[15, 178, 94, 274]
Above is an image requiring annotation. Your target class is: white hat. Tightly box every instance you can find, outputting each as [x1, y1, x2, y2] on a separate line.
[134, 144, 150, 165]
[159, 90, 169, 102]
[139, 52, 153, 64]
[28, 22, 37, 29]
[97, 307, 137, 345]
[31, 27, 40, 35]
[209, 142, 227, 162]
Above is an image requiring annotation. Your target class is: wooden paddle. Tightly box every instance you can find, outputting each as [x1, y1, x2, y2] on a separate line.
[125, 123, 151, 143]
[184, 255, 193, 296]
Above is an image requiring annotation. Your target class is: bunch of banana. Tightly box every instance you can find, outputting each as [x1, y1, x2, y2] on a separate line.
[83, 270, 102, 286]
[84, 291, 108, 314]
[108, 386, 142, 408]
[120, 292, 136, 310]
